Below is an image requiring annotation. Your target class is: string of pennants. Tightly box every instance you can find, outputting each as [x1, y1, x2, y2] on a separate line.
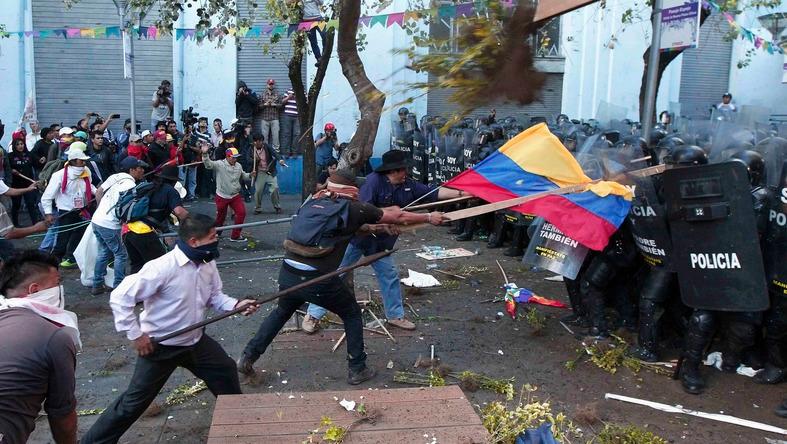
[704, 0, 785, 54]
[0, 0, 507, 42]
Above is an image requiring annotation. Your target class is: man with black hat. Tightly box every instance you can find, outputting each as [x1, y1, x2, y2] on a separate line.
[302, 150, 464, 333]
[123, 165, 189, 273]
[91, 157, 149, 295]
[238, 168, 447, 384]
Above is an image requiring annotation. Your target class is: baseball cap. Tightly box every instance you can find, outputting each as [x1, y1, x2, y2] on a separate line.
[267, 78, 275, 85]
[129, 134, 142, 143]
[119, 157, 149, 171]
[74, 130, 88, 140]
[59, 127, 74, 136]
[225, 147, 241, 158]
[140, 130, 152, 138]
[69, 141, 88, 152]
[67, 148, 90, 161]
[154, 130, 167, 139]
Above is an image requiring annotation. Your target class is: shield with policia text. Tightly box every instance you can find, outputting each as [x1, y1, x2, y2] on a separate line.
[662, 162, 769, 311]
[763, 161, 787, 296]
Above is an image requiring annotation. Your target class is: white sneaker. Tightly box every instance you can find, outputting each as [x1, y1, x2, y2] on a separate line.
[229, 236, 248, 242]
[302, 314, 320, 334]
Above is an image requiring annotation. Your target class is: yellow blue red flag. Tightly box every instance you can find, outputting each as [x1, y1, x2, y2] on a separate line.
[445, 123, 632, 250]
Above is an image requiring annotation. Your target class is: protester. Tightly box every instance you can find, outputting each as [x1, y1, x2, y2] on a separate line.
[88, 130, 114, 184]
[211, 118, 223, 147]
[126, 134, 149, 162]
[151, 80, 174, 130]
[201, 145, 251, 242]
[280, 89, 300, 157]
[237, 169, 446, 384]
[91, 157, 148, 295]
[259, 79, 281, 153]
[0, 250, 79, 444]
[148, 130, 171, 168]
[123, 166, 189, 273]
[236, 81, 259, 123]
[0, 180, 49, 260]
[251, 133, 285, 214]
[82, 214, 258, 443]
[41, 146, 96, 268]
[315, 122, 337, 170]
[141, 129, 154, 146]
[25, 119, 41, 149]
[302, 0, 326, 62]
[8, 137, 40, 227]
[303, 150, 464, 333]
[116, 118, 133, 153]
[316, 158, 338, 191]
[31, 127, 56, 170]
[180, 123, 205, 202]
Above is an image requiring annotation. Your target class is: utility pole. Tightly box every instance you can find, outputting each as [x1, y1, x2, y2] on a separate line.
[641, 0, 664, 140]
[114, 0, 138, 133]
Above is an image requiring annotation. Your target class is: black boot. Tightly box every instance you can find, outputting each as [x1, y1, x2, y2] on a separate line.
[634, 300, 660, 362]
[679, 358, 706, 395]
[582, 284, 609, 339]
[456, 218, 476, 241]
[448, 220, 464, 235]
[754, 363, 786, 384]
[562, 277, 589, 327]
[504, 226, 525, 257]
[487, 213, 506, 248]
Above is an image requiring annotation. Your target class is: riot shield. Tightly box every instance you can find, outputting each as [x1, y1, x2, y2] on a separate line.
[391, 116, 414, 156]
[523, 218, 590, 280]
[708, 121, 755, 163]
[629, 175, 673, 270]
[764, 160, 787, 296]
[411, 130, 428, 184]
[441, 129, 464, 180]
[662, 162, 769, 311]
[754, 136, 787, 188]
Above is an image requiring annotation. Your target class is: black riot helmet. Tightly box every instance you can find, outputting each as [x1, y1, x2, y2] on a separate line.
[730, 150, 766, 187]
[557, 114, 570, 125]
[490, 124, 505, 141]
[603, 130, 621, 145]
[657, 135, 685, 151]
[650, 128, 668, 146]
[615, 135, 648, 152]
[398, 107, 409, 117]
[664, 145, 709, 166]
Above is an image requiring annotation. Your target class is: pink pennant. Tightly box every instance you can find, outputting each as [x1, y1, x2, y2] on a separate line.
[755, 36, 763, 48]
[386, 12, 404, 27]
[147, 26, 157, 39]
[66, 28, 81, 38]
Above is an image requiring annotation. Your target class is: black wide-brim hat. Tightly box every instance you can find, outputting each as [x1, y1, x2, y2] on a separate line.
[375, 149, 413, 173]
[157, 165, 180, 181]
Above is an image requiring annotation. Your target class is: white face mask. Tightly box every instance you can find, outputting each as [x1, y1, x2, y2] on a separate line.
[69, 166, 85, 173]
[26, 284, 65, 309]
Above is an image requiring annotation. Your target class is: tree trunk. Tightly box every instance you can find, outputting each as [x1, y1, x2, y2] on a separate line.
[336, 0, 386, 172]
[638, 8, 710, 124]
[289, 28, 336, 199]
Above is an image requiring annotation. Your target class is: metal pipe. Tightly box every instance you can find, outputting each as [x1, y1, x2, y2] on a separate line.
[215, 254, 284, 266]
[641, 0, 664, 140]
[158, 216, 293, 238]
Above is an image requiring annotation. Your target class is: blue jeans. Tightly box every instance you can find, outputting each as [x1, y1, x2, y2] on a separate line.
[93, 223, 127, 288]
[179, 166, 197, 198]
[307, 243, 405, 320]
[39, 223, 58, 252]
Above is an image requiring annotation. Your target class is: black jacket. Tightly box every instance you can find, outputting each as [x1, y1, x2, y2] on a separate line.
[253, 143, 281, 177]
[235, 82, 260, 121]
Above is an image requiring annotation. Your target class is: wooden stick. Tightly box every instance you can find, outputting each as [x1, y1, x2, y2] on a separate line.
[151, 249, 396, 344]
[332, 333, 346, 353]
[178, 160, 203, 168]
[366, 309, 397, 343]
[14, 172, 37, 184]
[405, 195, 473, 211]
[445, 183, 591, 221]
[495, 260, 509, 285]
[294, 310, 388, 336]
[433, 269, 467, 280]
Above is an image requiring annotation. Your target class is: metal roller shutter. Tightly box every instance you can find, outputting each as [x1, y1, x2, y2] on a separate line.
[426, 72, 564, 123]
[236, 2, 306, 130]
[679, 12, 732, 119]
[32, 0, 173, 133]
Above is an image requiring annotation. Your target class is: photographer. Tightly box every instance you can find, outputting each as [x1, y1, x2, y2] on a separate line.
[151, 80, 174, 130]
[315, 122, 337, 170]
[178, 113, 204, 201]
[235, 81, 259, 123]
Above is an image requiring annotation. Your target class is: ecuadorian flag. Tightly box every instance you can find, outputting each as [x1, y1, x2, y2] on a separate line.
[445, 123, 632, 251]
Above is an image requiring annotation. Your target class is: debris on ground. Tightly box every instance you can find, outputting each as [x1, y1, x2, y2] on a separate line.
[416, 246, 477, 260]
[592, 423, 667, 444]
[76, 408, 106, 416]
[401, 269, 441, 288]
[480, 384, 579, 444]
[566, 335, 673, 376]
[165, 380, 208, 406]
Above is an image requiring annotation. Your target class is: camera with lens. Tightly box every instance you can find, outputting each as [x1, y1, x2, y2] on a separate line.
[157, 86, 171, 98]
[180, 107, 200, 127]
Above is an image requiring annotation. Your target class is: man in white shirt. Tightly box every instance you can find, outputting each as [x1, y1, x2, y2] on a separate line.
[150, 80, 173, 130]
[90, 157, 148, 295]
[40, 146, 96, 268]
[25, 120, 41, 150]
[717, 92, 737, 113]
[82, 214, 258, 444]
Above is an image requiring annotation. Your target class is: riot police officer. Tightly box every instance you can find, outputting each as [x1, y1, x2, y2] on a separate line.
[632, 146, 707, 362]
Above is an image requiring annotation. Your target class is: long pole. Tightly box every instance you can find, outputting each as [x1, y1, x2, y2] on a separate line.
[641, 0, 664, 139]
[151, 249, 396, 343]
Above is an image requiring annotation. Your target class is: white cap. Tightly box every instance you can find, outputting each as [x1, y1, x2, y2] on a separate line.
[59, 127, 74, 136]
[141, 130, 152, 137]
[67, 148, 90, 161]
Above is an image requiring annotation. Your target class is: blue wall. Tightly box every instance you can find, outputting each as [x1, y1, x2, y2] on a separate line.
[277, 156, 382, 194]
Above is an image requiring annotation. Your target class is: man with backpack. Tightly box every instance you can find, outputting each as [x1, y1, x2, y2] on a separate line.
[90, 157, 148, 295]
[123, 165, 189, 273]
[237, 169, 446, 384]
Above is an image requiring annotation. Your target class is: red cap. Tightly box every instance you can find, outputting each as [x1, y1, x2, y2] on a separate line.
[154, 130, 167, 139]
[324, 122, 335, 131]
[267, 78, 275, 85]
[11, 130, 26, 141]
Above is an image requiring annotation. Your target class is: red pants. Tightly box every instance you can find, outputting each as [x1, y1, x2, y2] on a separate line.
[215, 194, 246, 239]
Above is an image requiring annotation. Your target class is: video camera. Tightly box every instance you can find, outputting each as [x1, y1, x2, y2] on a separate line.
[180, 107, 200, 127]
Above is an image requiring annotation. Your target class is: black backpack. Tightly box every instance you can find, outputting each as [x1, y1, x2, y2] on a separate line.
[112, 181, 156, 224]
[285, 197, 351, 256]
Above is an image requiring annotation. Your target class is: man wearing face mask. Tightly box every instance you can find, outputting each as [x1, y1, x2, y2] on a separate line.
[82, 214, 258, 444]
[0, 250, 79, 444]
[41, 147, 96, 268]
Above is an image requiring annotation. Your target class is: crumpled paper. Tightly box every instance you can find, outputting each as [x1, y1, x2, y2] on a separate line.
[704, 351, 761, 377]
[401, 269, 441, 288]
